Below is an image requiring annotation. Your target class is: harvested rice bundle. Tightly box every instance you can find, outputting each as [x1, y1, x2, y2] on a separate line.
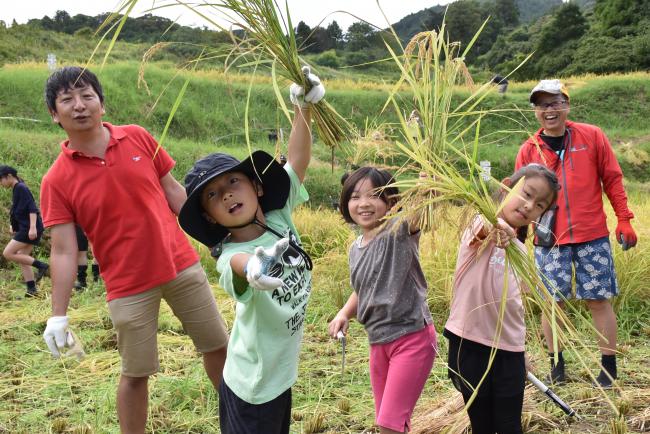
[382, 21, 618, 417]
[215, 0, 353, 149]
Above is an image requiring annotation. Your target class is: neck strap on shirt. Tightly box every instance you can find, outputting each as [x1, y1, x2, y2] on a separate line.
[211, 206, 313, 271]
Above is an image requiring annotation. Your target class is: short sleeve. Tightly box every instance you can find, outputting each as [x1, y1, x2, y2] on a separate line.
[14, 184, 37, 214]
[217, 251, 253, 303]
[462, 215, 487, 248]
[135, 126, 175, 178]
[395, 218, 417, 239]
[40, 175, 74, 227]
[283, 163, 309, 210]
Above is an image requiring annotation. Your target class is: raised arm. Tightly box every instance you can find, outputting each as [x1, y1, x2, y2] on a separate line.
[287, 66, 325, 183]
[287, 107, 312, 183]
[408, 172, 432, 234]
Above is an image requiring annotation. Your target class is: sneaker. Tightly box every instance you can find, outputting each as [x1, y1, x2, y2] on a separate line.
[35, 264, 49, 283]
[547, 361, 566, 384]
[74, 280, 87, 292]
[25, 288, 37, 298]
[595, 370, 615, 389]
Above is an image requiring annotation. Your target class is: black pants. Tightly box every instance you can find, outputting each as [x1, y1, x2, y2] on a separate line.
[463, 392, 524, 434]
[445, 329, 525, 434]
[75, 225, 89, 251]
[219, 380, 291, 434]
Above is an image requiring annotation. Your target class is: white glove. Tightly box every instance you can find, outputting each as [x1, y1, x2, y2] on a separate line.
[289, 66, 326, 107]
[43, 316, 74, 358]
[245, 238, 289, 291]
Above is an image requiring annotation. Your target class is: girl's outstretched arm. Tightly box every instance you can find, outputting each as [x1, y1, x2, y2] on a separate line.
[408, 172, 430, 233]
[328, 291, 358, 338]
[408, 206, 424, 234]
[468, 216, 515, 249]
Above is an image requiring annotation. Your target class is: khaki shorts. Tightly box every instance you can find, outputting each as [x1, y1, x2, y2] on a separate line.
[107, 262, 229, 377]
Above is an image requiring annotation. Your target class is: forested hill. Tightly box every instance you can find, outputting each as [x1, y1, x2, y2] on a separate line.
[1, 0, 648, 80]
[389, 0, 649, 80]
[391, 0, 564, 42]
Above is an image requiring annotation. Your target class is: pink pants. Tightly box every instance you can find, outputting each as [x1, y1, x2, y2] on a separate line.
[370, 324, 437, 432]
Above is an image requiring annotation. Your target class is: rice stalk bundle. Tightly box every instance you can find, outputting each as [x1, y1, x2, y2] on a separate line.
[411, 387, 559, 434]
[381, 19, 620, 420]
[381, 20, 504, 234]
[212, 0, 353, 149]
[629, 407, 650, 431]
[95, 1, 351, 152]
[410, 392, 468, 434]
[345, 120, 399, 169]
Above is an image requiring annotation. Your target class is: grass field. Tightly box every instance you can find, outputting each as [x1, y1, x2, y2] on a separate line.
[1, 64, 649, 181]
[1, 63, 650, 433]
[0, 195, 648, 433]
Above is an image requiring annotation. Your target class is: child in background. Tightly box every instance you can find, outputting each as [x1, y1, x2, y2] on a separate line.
[74, 225, 101, 290]
[178, 68, 324, 434]
[0, 165, 49, 297]
[444, 164, 560, 434]
[328, 167, 437, 434]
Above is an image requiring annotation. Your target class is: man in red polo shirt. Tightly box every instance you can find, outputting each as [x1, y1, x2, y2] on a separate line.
[40, 66, 229, 433]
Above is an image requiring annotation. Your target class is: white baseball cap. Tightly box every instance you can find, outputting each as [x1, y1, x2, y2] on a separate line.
[529, 79, 570, 104]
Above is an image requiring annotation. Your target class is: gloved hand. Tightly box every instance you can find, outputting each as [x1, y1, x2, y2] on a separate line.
[43, 316, 74, 358]
[245, 238, 290, 290]
[616, 219, 637, 250]
[289, 66, 326, 107]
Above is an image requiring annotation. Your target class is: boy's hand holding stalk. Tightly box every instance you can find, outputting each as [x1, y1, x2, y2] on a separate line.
[289, 66, 325, 108]
[245, 238, 289, 291]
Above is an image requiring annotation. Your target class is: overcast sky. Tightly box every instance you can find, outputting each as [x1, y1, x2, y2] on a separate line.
[1, 1, 456, 32]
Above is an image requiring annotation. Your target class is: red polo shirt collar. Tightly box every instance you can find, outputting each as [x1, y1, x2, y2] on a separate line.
[60, 122, 127, 159]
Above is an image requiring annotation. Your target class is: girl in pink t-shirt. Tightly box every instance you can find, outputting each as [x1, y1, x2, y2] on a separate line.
[444, 164, 560, 434]
[328, 167, 437, 434]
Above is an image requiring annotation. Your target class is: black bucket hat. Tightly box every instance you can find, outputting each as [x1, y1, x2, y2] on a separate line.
[178, 150, 290, 247]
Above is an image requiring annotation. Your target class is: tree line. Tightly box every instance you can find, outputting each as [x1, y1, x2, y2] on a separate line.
[3, 0, 649, 79]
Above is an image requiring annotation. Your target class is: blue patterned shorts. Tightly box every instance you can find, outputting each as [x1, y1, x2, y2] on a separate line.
[534, 236, 618, 301]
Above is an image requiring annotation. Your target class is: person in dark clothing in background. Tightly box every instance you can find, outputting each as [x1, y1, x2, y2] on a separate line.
[491, 74, 509, 94]
[74, 225, 101, 290]
[1, 165, 49, 297]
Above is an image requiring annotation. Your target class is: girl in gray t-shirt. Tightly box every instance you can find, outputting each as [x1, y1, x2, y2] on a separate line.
[328, 166, 437, 434]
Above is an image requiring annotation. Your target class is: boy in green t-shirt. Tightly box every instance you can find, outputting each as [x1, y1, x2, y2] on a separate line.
[178, 68, 324, 434]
